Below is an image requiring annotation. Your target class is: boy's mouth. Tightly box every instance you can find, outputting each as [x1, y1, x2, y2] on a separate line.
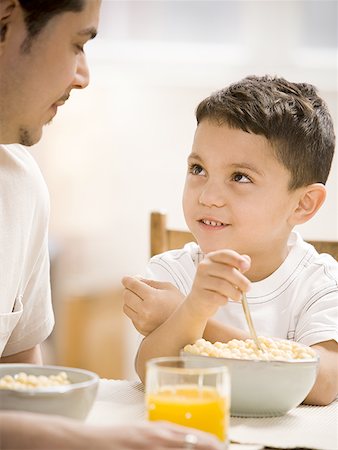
[199, 219, 227, 227]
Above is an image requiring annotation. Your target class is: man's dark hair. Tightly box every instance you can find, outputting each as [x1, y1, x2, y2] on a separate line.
[196, 75, 336, 190]
[19, 0, 85, 51]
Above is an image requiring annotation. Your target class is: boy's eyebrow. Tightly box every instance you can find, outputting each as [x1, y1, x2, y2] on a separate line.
[230, 163, 264, 176]
[188, 154, 263, 175]
[77, 27, 97, 40]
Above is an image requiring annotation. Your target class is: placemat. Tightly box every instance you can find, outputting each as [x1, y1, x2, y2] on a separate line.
[230, 400, 338, 450]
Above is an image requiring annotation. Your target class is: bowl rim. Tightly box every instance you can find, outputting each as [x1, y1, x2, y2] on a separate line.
[180, 350, 319, 365]
[0, 363, 99, 394]
[147, 355, 231, 375]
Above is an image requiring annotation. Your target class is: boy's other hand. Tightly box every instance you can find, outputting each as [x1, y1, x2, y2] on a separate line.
[185, 249, 251, 320]
[122, 277, 184, 336]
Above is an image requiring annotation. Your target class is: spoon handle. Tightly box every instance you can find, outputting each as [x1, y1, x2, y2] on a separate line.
[241, 292, 265, 353]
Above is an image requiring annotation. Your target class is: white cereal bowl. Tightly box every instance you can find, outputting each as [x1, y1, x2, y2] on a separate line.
[0, 364, 99, 420]
[181, 353, 319, 417]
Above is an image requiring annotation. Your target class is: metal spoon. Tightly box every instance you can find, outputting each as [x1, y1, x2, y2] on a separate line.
[241, 292, 265, 353]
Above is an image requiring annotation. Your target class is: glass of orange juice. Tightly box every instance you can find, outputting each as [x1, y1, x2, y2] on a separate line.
[145, 356, 230, 445]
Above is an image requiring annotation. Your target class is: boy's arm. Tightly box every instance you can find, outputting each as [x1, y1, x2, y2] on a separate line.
[304, 340, 338, 406]
[122, 276, 250, 342]
[135, 307, 251, 382]
[136, 299, 208, 382]
[135, 250, 251, 382]
[203, 318, 250, 343]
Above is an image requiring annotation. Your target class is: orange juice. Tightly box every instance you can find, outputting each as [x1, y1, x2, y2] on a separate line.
[146, 385, 229, 441]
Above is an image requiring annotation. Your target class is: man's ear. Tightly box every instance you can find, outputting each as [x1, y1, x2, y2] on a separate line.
[290, 183, 327, 226]
[0, 0, 17, 49]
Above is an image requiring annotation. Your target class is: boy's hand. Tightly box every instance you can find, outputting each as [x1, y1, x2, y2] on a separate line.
[185, 249, 251, 320]
[122, 277, 184, 336]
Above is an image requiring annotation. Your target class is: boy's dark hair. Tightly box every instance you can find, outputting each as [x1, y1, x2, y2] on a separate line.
[18, 0, 84, 52]
[196, 75, 335, 189]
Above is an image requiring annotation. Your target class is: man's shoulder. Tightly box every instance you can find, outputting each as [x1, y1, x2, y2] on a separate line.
[0, 144, 50, 223]
[2, 142, 46, 178]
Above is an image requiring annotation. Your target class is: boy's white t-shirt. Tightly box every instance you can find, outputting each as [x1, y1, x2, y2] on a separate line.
[146, 231, 338, 347]
[0, 144, 54, 357]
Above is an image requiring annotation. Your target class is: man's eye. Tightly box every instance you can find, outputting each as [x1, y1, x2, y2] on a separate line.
[232, 172, 251, 183]
[189, 164, 205, 176]
[74, 44, 84, 53]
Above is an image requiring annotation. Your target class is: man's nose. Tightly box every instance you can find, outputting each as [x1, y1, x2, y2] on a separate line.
[72, 53, 90, 90]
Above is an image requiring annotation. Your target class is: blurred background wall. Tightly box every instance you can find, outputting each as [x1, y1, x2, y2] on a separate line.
[32, 0, 337, 380]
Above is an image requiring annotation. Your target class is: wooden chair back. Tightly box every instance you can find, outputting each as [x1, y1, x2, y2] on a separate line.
[150, 211, 196, 257]
[150, 211, 338, 260]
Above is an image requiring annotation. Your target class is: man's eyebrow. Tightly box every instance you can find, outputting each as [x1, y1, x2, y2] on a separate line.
[77, 27, 97, 40]
[187, 152, 203, 162]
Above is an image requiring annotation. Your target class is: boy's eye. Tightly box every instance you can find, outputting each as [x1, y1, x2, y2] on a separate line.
[232, 172, 251, 183]
[189, 163, 205, 176]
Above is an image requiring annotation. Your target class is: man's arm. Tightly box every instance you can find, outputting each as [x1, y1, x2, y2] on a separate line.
[0, 345, 42, 364]
[0, 411, 90, 450]
[0, 411, 224, 450]
[304, 340, 338, 406]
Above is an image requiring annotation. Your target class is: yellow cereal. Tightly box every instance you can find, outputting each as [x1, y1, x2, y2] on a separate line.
[0, 372, 71, 390]
[184, 337, 317, 361]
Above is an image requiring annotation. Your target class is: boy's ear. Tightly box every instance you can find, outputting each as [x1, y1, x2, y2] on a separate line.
[290, 183, 327, 226]
[0, 0, 17, 50]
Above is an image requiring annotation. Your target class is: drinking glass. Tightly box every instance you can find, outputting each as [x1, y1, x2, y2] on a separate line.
[145, 356, 230, 444]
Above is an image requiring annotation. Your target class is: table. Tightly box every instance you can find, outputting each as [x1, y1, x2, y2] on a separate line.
[86, 379, 338, 450]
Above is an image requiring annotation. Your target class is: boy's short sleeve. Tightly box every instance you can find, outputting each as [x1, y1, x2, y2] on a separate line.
[145, 243, 200, 296]
[294, 289, 338, 346]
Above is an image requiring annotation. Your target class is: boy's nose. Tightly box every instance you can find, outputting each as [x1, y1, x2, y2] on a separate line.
[72, 53, 90, 90]
[198, 182, 226, 207]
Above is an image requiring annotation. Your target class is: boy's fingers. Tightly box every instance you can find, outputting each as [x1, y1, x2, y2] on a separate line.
[123, 303, 138, 319]
[122, 275, 156, 298]
[208, 249, 251, 272]
[203, 277, 246, 302]
[206, 264, 251, 292]
[198, 256, 251, 292]
[140, 279, 174, 290]
[123, 289, 143, 310]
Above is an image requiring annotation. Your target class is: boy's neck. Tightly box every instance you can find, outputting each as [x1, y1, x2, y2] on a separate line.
[246, 243, 290, 282]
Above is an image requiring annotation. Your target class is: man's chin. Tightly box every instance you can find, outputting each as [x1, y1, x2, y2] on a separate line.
[18, 126, 42, 146]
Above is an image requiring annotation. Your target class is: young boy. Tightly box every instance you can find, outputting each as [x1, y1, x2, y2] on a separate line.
[123, 75, 338, 405]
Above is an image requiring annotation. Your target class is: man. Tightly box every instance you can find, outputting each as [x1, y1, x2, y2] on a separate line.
[0, 1, 223, 449]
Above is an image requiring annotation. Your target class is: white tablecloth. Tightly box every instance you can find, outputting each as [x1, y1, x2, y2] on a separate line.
[86, 379, 338, 450]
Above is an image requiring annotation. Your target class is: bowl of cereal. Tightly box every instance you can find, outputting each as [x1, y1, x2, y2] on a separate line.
[182, 337, 319, 417]
[0, 364, 99, 420]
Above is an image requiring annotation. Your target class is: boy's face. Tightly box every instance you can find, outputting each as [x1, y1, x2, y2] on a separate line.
[183, 120, 301, 261]
[0, 0, 101, 145]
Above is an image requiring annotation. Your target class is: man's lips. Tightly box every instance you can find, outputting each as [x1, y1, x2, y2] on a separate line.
[52, 94, 70, 109]
[49, 97, 69, 120]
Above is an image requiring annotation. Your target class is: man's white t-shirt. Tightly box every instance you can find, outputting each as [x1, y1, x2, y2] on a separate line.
[146, 231, 338, 347]
[0, 144, 54, 357]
